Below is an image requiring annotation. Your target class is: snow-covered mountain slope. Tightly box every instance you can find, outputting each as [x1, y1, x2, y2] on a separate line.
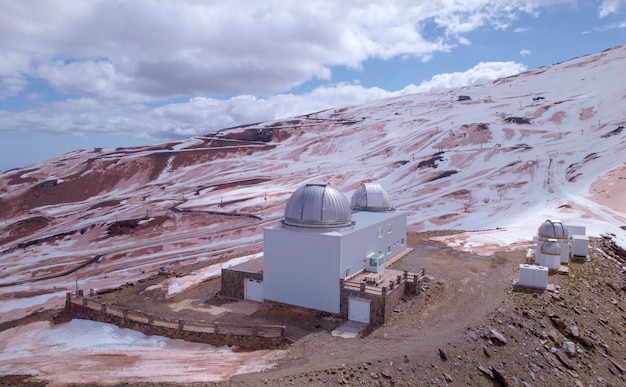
[1, 45, 625, 323]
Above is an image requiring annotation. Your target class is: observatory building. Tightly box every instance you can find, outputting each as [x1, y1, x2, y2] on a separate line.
[535, 219, 569, 265]
[264, 183, 407, 314]
[221, 182, 416, 326]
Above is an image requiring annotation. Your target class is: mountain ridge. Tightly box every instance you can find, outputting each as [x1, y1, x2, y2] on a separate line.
[1, 44, 625, 303]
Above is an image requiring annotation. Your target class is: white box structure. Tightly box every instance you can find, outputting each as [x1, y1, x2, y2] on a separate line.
[571, 235, 589, 258]
[566, 225, 586, 236]
[518, 264, 548, 289]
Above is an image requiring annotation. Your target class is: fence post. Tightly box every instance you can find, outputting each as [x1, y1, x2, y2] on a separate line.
[178, 319, 184, 332]
[100, 303, 106, 319]
[360, 281, 366, 292]
[82, 297, 87, 306]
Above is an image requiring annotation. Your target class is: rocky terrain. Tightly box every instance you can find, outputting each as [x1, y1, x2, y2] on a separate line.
[220, 233, 626, 387]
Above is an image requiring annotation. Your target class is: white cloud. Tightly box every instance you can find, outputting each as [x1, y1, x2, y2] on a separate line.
[405, 61, 527, 93]
[592, 20, 626, 32]
[0, 61, 525, 142]
[520, 48, 532, 56]
[598, 0, 624, 17]
[0, 0, 560, 102]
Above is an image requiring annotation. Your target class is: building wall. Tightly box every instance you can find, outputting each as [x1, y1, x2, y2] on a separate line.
[339, 279, 408, 328]
[263, 227, 342, 313]
[341, 212, 407, 277]
[262, 211, 407, 315]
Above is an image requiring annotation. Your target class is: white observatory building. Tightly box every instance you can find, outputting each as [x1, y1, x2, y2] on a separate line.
[262, 183, 407, 314]
[535, 219, 569, 265]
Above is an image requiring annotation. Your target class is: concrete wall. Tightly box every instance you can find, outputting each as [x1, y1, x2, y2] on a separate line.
[264, 228, 341, 313]
[341, 212, 407, 277]
[339, 271, 418, 329]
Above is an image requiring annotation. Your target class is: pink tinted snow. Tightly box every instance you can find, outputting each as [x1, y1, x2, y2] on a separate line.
[549, 111, 567, 124]
[0, 320, 285, 385]
[579, 107, 596, 120]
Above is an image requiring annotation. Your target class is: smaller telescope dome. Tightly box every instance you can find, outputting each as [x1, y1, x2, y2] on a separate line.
[351, 183, 394, 212]
[538, 219, 567, 239]
[540, 239, 562, 256]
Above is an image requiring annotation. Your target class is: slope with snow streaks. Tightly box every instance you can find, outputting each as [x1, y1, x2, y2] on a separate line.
[0, 45, 625, 324]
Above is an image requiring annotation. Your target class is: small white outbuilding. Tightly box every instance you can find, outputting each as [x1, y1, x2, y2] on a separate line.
[518, 264, 548, 289]
[536, 219, 569, 264]
[566, 224, 589, 260]
[571, 235, 590, 259]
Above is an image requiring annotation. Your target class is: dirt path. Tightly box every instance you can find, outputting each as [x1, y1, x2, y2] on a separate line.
[222, 231, 527, 385]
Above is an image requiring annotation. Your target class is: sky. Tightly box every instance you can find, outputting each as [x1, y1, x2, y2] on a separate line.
[0, 1, 625, 171]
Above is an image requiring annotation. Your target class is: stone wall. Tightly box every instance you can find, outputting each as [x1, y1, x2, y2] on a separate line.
[220, 268, 263, 299]
[340, 269, 425, 329]
[63, 292, 288, 350]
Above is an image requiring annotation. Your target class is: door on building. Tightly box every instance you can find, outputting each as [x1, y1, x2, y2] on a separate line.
[245, 278, 264, 302]
[348, 297, 370, 324]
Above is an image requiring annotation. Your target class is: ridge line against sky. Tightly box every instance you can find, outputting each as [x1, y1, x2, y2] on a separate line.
[0, 0, 625, 171]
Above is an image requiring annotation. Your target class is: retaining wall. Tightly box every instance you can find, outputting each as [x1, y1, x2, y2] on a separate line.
[62, 292, 288, 350]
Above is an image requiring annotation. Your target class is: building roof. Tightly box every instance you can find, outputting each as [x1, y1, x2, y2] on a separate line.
[538, 219, 568, 239]
[282, 183, 353, 229]
[351, 183, 394, 212]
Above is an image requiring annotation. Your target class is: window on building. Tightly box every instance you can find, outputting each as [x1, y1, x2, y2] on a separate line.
[401, 237, 405, 245]
[378, 227, 383, 238]
[388, 224, 393, 233]
[387, 245, 391, 254]
[344, 267, 351, 278]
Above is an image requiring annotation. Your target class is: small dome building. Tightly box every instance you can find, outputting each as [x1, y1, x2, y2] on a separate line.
[535, 239, 562, 270]
[535, 219, 569, 264]
[538, 219, 568, 240]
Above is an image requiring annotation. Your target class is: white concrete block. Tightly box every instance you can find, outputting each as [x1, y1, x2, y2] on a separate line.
[572, 234, 589, 258]
[566, 224, 586, 236]
[519, 264, 548, 289]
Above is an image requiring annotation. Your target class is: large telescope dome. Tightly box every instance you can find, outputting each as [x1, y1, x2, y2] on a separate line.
[282, 183, 353, 229]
